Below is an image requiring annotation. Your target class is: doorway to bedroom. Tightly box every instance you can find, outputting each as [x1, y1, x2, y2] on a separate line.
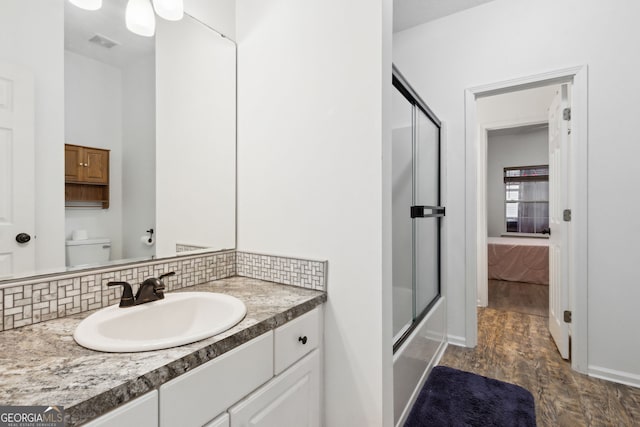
[485, 124, 550, 319]
[474, 80, 574, 360]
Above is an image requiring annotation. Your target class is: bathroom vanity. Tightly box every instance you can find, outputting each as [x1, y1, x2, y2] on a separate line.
[0, 277, 326, 426]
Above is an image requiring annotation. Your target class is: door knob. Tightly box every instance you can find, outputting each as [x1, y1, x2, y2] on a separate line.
[16, 233, 31, 244]
[541, 228, 551, 235]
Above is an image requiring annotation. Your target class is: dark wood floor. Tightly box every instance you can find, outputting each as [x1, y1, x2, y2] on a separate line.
[488, 279, 549, 317]
[440, 282, 640, 427]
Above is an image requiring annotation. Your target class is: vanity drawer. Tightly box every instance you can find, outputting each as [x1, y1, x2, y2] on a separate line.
[274, 307, 320, 374]
[159, 331, 274, 427]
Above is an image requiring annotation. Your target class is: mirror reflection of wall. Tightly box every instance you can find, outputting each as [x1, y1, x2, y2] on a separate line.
[0, 0, 237, 281]
[0, 0, 66, 276]
[155, 14, 236, 258]
[64, 0, 156, 264]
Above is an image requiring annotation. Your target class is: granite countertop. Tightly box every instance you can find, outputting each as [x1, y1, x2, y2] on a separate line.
[0, 277, 326, 426]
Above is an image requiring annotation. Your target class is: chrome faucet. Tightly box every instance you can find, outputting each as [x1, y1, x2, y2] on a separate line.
[107, 271, 175, 307]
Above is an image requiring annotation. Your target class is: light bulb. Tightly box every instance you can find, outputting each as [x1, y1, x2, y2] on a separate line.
[69, 0, 102, 11]
[126, 0, 156, 37]
[152, 0, 184, 21]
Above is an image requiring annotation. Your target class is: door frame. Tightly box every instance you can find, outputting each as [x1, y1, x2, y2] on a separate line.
[476, 116, 548, 308]
[464, 65, 588, 373]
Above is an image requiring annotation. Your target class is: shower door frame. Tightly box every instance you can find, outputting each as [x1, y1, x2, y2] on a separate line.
[392, 65, 444, 353]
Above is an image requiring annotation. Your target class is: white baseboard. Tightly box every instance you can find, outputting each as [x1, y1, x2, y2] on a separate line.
[447, 334, 467, 347]
[588, 365, 640, 389]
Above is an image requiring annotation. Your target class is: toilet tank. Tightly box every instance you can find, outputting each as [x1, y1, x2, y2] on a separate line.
[65, 238, 111, 267]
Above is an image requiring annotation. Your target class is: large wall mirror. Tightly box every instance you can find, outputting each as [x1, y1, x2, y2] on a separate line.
[0, 0, 236, 282]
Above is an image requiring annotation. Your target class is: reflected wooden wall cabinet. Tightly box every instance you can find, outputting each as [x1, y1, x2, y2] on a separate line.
[65, 143, 110, 208]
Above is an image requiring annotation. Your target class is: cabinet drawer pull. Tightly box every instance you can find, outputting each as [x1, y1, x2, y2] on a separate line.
[298, 336, 308, 345]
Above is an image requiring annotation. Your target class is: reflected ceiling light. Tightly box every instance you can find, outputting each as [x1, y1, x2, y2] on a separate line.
[69, 0, 185, 37]
[152, 0, 184, 21]
[126, 0, 156, 37]
[68, 0, 102, 11]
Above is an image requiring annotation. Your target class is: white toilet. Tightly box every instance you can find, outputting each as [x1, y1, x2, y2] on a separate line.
[65, 238, 111, 267]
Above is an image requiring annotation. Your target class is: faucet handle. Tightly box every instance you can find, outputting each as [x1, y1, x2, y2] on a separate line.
[107, 281, 135, 307]
[159, 271, 175, 282]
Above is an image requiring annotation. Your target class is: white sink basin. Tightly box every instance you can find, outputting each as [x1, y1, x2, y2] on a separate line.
[74, 292, 246, 352]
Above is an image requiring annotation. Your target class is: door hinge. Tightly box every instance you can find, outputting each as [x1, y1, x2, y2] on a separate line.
[563, 209, 572, 222]
[563, 107, 571, 121]
[563, 310, 572, 323]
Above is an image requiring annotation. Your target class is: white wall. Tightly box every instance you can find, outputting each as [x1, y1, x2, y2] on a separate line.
[122, 54, 156, 260]
[0, 0, 65, 271]
[64, 51, 123, 261]
[393, 0, 640, 382]
[476, 85, 558, 126]
[184, 0, 236, 40]
[236, 0, 393, 424]
[156, 15, 236, 257]
[487, 127, 548, 237]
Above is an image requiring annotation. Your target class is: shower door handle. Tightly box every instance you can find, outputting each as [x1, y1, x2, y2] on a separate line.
[410, 206, 445, 218]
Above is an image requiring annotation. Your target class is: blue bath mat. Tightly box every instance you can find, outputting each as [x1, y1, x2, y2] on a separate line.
[405, 366, 536, 427]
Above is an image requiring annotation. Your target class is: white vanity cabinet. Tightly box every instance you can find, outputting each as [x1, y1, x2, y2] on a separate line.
[274, 308, 320, 375]
[229, 308, 321, 427]
[88, 307, 322, 427]
[159, 332, 274, 427]
[228, 349, 320, 427]
[84, 390, 158, 427]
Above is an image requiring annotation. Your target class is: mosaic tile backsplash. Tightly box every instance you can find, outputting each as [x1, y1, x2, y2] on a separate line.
[0, 250, 326, 332]
[237, 252, 326, 290]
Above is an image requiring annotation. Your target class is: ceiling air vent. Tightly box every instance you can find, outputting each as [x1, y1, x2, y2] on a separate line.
[89, 34, 120, 49]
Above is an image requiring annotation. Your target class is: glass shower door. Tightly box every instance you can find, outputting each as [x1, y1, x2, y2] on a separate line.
[391, 66, 443, 350]
[413, 110, 441, 316]
[391, 80, 415, 341]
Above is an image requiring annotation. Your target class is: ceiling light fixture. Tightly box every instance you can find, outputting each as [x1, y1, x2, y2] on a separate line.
[125, 0, 156, 37]
[152, 0, 184, 21]
[68, 0, 102, 11]
[68, 0, 184, 38]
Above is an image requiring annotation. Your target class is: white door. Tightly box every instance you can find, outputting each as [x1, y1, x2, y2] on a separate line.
[548, 84, 570, 359]
[0, 63, 35, 278]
